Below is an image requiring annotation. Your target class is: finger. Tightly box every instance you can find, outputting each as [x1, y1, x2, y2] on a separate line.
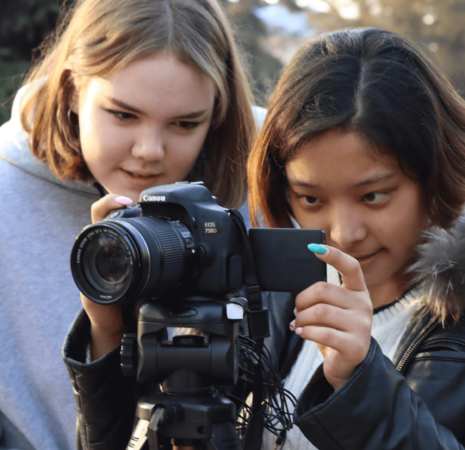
[91, 194, 133, 223]
[307, 244, 366, 292]
[295, 282, 361, 312]
[297, 325, 351, 355]
[295, 303, 358, 332]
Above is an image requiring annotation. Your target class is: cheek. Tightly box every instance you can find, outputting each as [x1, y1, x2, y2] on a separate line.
[80, 115, 129, 167]
[376, 197, 428, 257]
[162, 149, 200, 184]
[79, 104, 107, 164]
[80, 128, 115, 168]
[166, 131, 208, 170]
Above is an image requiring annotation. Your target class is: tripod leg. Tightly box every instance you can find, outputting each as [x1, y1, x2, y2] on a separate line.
[147, 408, 165, 449]
[126, 419, 149, 450]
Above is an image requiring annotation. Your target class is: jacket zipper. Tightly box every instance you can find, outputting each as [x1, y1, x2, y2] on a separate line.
[396, 321, 440, 373]
[420, 338, 465, 349]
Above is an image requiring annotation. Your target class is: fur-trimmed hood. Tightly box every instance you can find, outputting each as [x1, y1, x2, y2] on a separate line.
[410, 218, 465, 324]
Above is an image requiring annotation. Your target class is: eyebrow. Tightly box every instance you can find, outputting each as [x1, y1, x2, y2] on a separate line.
[288, 172, 397, 189]
[354, 172, 396, 187]
[172, 110, 210, 120]
[106, 96, 144, 114]
[105, 96, 209, 119]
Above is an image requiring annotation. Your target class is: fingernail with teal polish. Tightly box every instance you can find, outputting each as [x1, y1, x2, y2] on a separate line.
[308, 243, 327, 254]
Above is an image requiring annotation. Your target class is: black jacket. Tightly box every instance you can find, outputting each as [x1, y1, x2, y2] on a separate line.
[63, 220, 465, 450]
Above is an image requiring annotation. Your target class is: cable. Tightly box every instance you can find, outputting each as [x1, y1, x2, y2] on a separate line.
[217, 335, 296, 442]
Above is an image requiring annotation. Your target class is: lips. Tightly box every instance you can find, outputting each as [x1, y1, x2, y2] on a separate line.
[352, 251, 379, 260]
[120, 168, 163, 189]
[122, 169, 160, 178]
[352, 249, 382, 268]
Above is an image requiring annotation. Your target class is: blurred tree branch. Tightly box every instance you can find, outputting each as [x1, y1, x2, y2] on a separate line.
[0, 0, 63, 124]
[305, 0, 465, 93]
[2, 0, 465, 124]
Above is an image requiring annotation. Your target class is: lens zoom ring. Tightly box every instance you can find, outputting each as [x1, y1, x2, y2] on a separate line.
[131, 217, 185, 291]
[118, 219, 161, 297]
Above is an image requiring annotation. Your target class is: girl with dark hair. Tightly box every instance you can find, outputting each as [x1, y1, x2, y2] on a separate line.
[247, 27, 465, 449]
[0, 0, 261, 449]
[64, 27, 465, 450]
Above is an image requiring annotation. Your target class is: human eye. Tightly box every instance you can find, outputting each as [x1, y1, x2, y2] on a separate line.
[106, 109, 136, 122]
[298, 195, 322, 206]
[174, 121, 201, 131]
[363, 192, 388, 203]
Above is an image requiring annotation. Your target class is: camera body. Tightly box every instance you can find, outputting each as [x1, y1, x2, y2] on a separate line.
[71, 181, 327, 306]
[71, 182, 244, 304]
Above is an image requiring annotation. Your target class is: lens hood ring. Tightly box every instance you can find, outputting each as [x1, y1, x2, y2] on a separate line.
[70, 221, 145, 305]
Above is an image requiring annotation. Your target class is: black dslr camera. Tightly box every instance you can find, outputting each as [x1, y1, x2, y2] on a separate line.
[71, 181, 326, 305]
[71, 181, 249, 305]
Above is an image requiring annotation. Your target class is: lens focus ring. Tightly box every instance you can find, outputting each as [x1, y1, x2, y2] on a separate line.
[128, 217, 186, 293]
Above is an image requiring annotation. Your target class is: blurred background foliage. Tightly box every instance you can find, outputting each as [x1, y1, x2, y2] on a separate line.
[1, 0, 465, 124]
[0, 0, 63, 124]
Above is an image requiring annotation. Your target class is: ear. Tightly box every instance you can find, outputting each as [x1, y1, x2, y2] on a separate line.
[68, 88, 79, 115]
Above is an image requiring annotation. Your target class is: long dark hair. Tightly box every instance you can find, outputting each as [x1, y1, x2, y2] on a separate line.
[248, 28, 465, 228]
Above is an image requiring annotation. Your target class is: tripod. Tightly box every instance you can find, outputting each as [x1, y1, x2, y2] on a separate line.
[122, 296, 246, 450]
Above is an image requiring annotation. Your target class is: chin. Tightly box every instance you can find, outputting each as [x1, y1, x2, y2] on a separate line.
[360, 266, 389, 287]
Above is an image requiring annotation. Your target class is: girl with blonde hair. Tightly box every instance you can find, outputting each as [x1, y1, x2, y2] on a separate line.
[0, 0, 259, 448]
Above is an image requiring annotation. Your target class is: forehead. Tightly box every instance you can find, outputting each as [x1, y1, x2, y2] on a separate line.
[82, 52, 216, 115]
[285, 129, 400, 189]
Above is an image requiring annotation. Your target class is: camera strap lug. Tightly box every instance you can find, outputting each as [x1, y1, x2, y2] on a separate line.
[229, 209, 270, 340]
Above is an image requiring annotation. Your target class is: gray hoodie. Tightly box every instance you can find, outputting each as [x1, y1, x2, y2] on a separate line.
[0, 87, 257, 450]
[0, 87, 102, 450]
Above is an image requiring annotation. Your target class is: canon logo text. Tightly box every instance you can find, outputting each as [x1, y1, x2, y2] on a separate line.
[142, 195, 166, 202]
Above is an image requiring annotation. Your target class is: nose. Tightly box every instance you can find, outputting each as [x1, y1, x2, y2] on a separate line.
[328, 204, 367, 249]
[131, 126, 165, 161]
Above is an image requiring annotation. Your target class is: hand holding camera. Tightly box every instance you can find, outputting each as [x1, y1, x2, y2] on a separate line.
[81, 194, 134, 360]
[292, 246, 373, 391]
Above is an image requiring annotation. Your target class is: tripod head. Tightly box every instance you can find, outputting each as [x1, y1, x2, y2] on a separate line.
[122, 296, 246, 450]
[122, 296, 245, 387]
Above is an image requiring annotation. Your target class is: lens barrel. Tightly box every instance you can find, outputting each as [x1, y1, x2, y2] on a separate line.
[70, 217, 195, 304]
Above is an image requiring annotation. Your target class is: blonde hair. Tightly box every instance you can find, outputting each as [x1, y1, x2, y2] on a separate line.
[21, 0, 255, 208]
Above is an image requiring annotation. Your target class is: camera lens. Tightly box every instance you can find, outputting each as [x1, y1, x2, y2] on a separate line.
[95, 242, 129, 283]
[82, 232, 130, 293]
[70, 217, 195, 305]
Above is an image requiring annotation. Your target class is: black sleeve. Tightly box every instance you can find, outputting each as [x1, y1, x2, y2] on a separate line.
[293, 338, 465, 450]
[62, 310, 136, 450]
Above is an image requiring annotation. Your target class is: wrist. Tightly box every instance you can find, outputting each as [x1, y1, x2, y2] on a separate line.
[328, 368, 354, 391]
[90, 324, 127, 361]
